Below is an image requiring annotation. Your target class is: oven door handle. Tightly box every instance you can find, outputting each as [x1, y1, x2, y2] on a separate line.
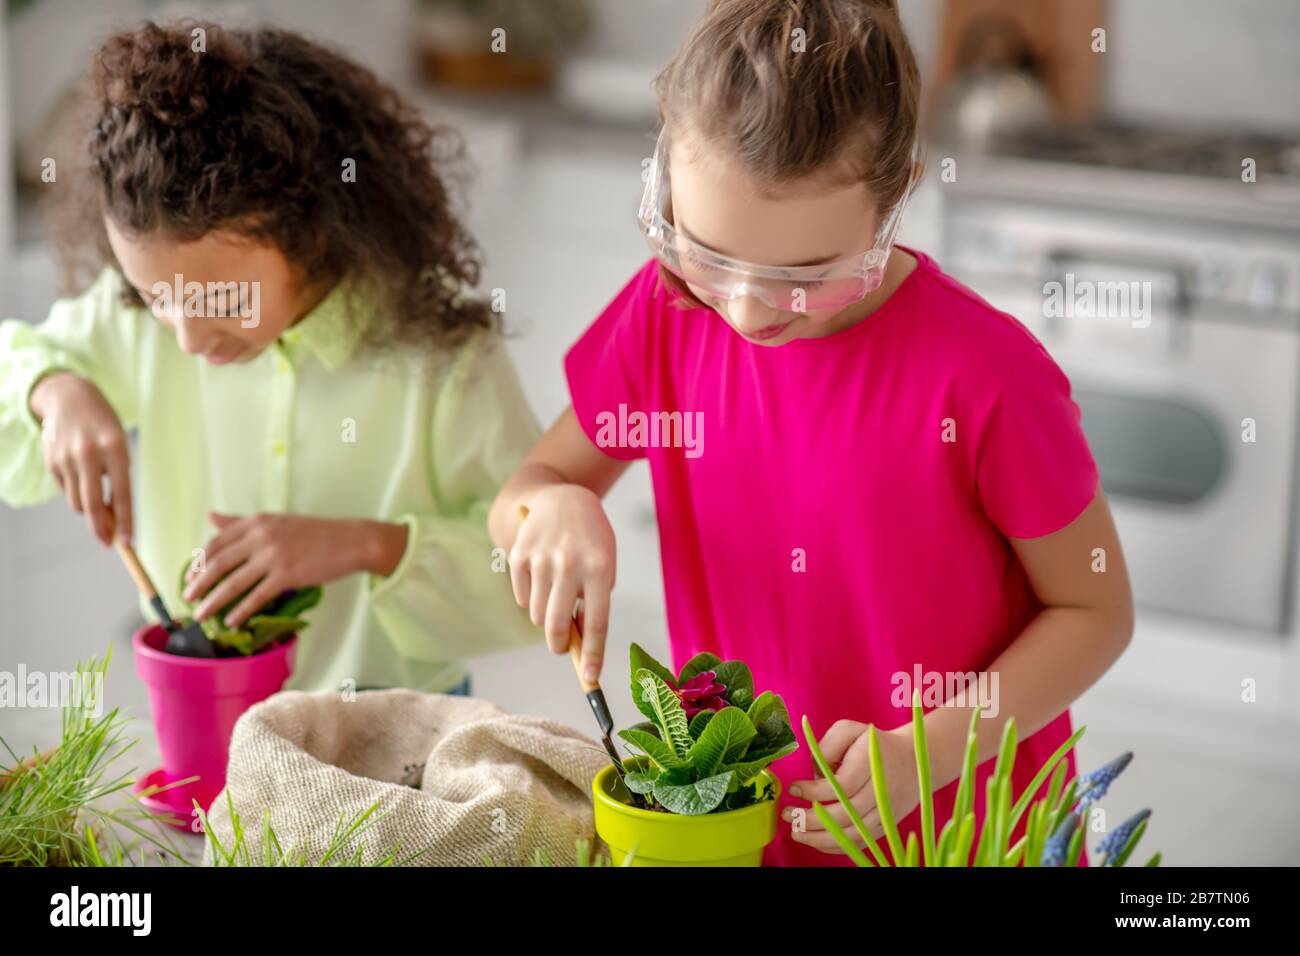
[1040, 247, 1196, 348]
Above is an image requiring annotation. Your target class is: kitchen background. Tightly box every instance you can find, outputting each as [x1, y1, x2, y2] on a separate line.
[1, 0, 1298, 864]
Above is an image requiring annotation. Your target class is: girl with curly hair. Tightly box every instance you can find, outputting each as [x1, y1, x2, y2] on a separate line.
[0, 21, 541, 693]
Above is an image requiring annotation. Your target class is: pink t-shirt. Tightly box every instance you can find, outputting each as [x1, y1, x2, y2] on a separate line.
[565, 249, 1099, 867]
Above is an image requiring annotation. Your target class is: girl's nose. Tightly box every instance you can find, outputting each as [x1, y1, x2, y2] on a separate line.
[171, 313, 218, 356]
[726, 292, 781, 334]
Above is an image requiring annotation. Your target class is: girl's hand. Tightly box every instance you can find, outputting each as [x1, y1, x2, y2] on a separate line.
[509, 483, 616, 682]
[28, 372, 133, 547]
[184, 511, 407, 628]
[785, 721, 921, 856]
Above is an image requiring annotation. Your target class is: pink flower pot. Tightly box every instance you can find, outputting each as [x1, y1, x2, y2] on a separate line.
[132, 624, 296, 817]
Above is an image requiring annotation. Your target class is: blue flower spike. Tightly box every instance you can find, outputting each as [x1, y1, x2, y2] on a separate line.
[1040, 811, 1081, 867]
[1098, 808, 1152, 866]
[1076, 752, 1132, 804]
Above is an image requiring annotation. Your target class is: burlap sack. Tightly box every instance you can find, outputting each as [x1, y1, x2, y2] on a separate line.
[201, 689, 610, 866]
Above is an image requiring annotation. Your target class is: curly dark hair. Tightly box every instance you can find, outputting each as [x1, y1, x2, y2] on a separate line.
[55, 20, 494, 353]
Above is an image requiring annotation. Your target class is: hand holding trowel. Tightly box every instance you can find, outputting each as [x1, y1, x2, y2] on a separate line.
[517, 505, 625, 780]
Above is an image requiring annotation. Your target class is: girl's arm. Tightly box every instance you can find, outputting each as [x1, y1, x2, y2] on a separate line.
[923, 485, 1134, 786]
[790, 486, 1133, 851]
[0, 269, 142, 539]
[488, 406, 630, 681]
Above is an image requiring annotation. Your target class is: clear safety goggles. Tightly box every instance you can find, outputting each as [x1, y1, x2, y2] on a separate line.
[638, 129, 919, 312]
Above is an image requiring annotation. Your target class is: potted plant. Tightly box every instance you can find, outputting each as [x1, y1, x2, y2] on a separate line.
[801, 691, 1161, 867]
[591, 644, 798, 866]
[131, 561, 321, 825]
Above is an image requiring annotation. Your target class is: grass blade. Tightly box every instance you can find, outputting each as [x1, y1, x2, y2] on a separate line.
[1007, 725, 1085, 836]
[868, 725, 905, 865]
[801, 716, 887, 866]
[811, 801, 875, 867]
[910, 691, 936, 867]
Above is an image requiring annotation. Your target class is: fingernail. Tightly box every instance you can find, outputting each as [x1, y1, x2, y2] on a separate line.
[789, 785, 802, 798]
[584, 665, 599, 683]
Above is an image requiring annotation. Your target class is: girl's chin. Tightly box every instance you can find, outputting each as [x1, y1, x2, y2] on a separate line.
[201, 345, 258, 366]
[734, 319, 802, 346]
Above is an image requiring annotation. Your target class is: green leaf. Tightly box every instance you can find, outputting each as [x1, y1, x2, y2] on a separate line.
[630, 643, 676, 685]
[686, 707, 755, 777]
[811, 801, 874, 867]
[617, 728, 688, 770]
[935, 817, 956, 867]
[801, 715, 888, 867]
[630, 647, 676, 722]
[265, 586, 322, 619]
[622, 770, 658, 795]
[949, 812, 976, 866]
[627, 720, 660, 739]
[688, 710, 715, 739]
[746, 712, 796, 762]
[676, 652, 722, 683]
[952, 707, 981, 825]
[911, 691, 936, 868]
[868, 725, 905, 865]
[713, 660, 754, 709]
[653, 771, 734, 815]
[176, 558, 319, 655]
[723, 781, 765, 811]
[1007, 724, 1085, 837]
[719, 739, 797, 784]
[636, 669, 692, 758]
[904, 832, 919, 867]
[746, 690, 776, 726]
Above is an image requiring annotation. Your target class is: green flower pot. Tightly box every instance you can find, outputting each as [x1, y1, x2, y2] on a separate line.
[591, 763, 780, 866]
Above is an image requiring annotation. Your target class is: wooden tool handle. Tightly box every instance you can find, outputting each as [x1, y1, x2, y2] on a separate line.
[518, 505, 600, 693]
[114, 537, 158, 599]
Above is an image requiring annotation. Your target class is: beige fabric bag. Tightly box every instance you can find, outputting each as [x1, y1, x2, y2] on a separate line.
[202, 689, 610, 866]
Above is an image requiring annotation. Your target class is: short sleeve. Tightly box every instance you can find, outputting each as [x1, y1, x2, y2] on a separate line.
[975, 345, 1099, 539]
[563, 261, 660, 461]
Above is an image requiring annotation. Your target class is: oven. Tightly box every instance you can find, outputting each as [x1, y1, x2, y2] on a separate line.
[942, 165, 1300, 634]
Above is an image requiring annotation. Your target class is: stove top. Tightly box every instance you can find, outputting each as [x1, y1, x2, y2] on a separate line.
[991, 123, 1300, 182]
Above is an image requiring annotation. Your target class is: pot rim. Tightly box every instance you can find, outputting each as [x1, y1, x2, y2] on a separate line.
[132, 623, 296, 668]
[592, 762, 781, 823]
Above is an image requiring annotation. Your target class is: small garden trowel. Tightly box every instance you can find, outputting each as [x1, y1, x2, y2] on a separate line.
[113, 539, 214, 658]
[517, 506, 625, 780]
[566, 614, 626, 780]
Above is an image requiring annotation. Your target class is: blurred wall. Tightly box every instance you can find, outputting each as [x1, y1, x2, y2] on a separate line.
[1105, 0, 1300, 131]
[7, 0, 415, 136]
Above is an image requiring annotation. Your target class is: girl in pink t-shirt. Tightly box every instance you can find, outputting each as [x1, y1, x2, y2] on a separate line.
[490, 0, 1133, 867]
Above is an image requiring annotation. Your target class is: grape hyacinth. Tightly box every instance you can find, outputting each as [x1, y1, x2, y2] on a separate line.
[1075, 752, 1132, 805]
[1097, 808, 1152, 865]
[1040, 811, 1082, 867]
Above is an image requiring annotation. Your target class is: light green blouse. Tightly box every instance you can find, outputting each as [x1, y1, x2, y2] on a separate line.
[0, 268, 543, 692]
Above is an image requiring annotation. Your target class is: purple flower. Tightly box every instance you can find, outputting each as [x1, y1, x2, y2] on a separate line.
[1076, 752, 1132, 805]
[1040, 811, 1081, 867]
[1097, 808, 1151, 865]
[671, 671, 728, 719]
